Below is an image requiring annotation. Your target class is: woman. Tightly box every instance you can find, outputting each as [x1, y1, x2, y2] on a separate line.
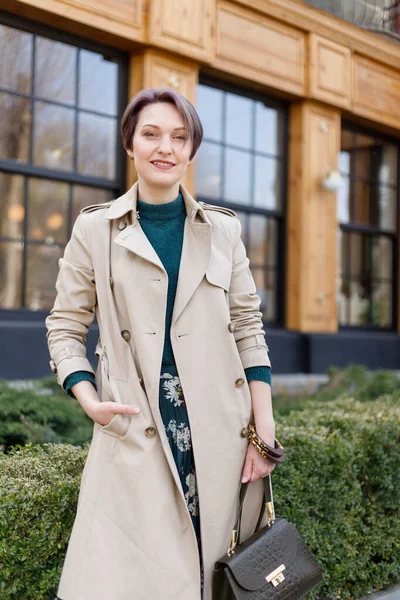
[46, 88, 275, 600]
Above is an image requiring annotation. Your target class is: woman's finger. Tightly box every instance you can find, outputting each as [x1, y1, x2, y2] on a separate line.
[110, 403, 141, 415]
[241, 450, 253, 483]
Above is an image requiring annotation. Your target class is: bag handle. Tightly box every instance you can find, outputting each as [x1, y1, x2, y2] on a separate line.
[227, 475, 275, 556]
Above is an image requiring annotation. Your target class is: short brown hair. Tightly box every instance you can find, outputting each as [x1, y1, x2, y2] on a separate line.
[121, 88, 203, 161]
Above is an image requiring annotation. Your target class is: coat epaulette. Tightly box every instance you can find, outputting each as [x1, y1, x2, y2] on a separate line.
[198, 201, 237, 218]
[80, 201, 113, 214]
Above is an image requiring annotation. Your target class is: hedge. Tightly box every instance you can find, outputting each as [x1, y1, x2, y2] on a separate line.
[0, 380, 399, 598]
[0, 378, 93, 451]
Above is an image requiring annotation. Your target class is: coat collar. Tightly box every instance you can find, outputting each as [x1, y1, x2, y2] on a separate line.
[104, 181, 210, 226]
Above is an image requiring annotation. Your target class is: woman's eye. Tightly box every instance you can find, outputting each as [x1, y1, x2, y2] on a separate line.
[174, 135, 186, 141]
[144, 132, 157, 138]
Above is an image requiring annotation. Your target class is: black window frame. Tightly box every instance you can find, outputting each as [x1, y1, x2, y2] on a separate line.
[338, 120, 399, 332]
[0, 11, 128, 319]
[196, 76, 288, 328]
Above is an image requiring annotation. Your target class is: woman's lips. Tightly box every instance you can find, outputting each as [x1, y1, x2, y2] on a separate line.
[151, 161, 175, 170]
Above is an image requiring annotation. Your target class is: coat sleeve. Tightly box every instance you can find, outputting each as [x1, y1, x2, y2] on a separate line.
[229, 218, 271, 370]
[45, 215, 96, 387]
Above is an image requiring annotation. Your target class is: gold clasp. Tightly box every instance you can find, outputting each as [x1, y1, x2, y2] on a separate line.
[227, 530, 238, 556]
[266, 501, 275, 527]
[266, 564, 286, 587]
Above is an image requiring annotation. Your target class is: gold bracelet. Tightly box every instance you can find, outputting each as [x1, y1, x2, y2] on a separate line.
[246, 423, 285, 464]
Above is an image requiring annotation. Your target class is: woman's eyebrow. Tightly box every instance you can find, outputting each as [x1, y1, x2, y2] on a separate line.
[141, 124, 187, 131]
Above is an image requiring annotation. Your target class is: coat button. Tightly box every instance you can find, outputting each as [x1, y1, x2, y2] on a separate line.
[240, 427, 248, 438]
[118, 222, 127, 231]
[49, 359, 57, 374]
[228, 322, 236, 333]
[145, 427, 156, 439]
[235, 378, 244, 388]
[121, 330, 131, 342]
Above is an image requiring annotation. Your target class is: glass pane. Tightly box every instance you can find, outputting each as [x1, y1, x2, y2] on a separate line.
[35, 37, 77, 105]
[254, 156, 280, 210]
[0, 241, 23, 308]
[0, 25, 32, 94]
[0, 173, 25, 239]
[72, 185, 110, 223]
[341, 231, 350, 277]
[25, 243, 63, 310]
[223, 148, 251, 204]
[225, 93, 252, 150]
[33, 101, 75, 170]
[379, 144, 397, 186]
[337, 278, 349, 326]
[372, 281, 392, 327]
[196, 85, 223, 142]
[355, 144, 372, 179]
[0, 92, 32, 162]
[372, 236, 392, 280]
[255, 102, 278, 156]
[78, 112, 117, 179]
[235, 211, 248, 247]
[79, 50, 118, 115]
[348, 278, 371, 326]
[349, 233, 371, 279]
[195, 142, 222, 200]
[251, 268, 276, 322]
[339, 151, 350, 174]
[351, 180, 372, 226]
[248, 215, 276, 267]
[28, 179, 69, 244]
[337, 175, 350, 223]
[377, 186, 397, 231]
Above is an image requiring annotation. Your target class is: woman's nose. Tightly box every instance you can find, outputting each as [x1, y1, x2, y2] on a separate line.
[157, 136, 172, 154]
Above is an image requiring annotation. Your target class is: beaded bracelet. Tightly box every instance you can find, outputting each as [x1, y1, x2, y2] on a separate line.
[246, 423, 285, 464]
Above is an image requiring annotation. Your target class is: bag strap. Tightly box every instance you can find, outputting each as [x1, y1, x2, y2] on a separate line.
[228, 475, 275, 556]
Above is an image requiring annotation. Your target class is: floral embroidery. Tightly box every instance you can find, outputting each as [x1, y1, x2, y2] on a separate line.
[166, 419, 192, 452]
[161, 373, 185, 407]
[185, 471, 199, 517]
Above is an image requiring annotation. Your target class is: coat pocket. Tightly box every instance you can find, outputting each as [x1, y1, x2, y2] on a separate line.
[94, 343, 131, 439]
[99, 412, 131, 438]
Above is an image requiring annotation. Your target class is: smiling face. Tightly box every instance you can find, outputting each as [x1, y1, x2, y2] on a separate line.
[128, 102, 193, 195]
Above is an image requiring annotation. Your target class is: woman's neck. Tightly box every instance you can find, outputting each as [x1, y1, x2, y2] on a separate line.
[137, 179, 180, 205]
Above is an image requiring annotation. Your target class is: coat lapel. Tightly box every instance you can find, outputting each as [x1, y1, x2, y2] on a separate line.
[172, 219, 212, 326]
[104, 182, 212, 317]
[113, 225, 165, 272]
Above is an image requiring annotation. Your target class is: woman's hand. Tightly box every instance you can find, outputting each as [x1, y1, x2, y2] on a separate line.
[86, 400, 141, 427]
[241, 443, 275, 483]
[70, 380, 140, 426]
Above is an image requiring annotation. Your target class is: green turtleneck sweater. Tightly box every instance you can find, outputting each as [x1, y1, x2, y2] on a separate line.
[64, 193, 271, 396]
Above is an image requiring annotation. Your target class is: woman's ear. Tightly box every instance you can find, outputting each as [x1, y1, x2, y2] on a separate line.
[127, 149, 134, 161]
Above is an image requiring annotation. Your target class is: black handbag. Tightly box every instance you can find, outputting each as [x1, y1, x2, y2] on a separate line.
[213, 475, 323, 599]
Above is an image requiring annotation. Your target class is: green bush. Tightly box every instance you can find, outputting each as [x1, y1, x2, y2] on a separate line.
[0, 375, 399, 599]
[0, 443, 87, 600]
[0, 378, 93, 451]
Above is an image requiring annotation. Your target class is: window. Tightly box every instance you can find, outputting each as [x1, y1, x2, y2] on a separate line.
[337, 126, 398, 329]
[195, 81, 287, 324]
[0, 15, 127, 311]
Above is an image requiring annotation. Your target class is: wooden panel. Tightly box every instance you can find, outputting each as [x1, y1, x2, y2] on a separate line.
[213, 2, 305, 96]
[353, 55, 400, 130]
[286, 101, 340, 333]
[231, 0, 400, 72]
[61, 0, 142, 27]
[3, 0, 146, 43]
[310, 34, 352, 109]
[148, 0, 214, 62]
[126, 51, 199, 193]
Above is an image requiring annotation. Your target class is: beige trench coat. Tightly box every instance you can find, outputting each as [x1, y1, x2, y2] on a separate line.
[46, 182, 271, 600]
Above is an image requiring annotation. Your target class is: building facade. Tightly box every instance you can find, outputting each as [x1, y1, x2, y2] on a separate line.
[0, 0, 399, 377]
